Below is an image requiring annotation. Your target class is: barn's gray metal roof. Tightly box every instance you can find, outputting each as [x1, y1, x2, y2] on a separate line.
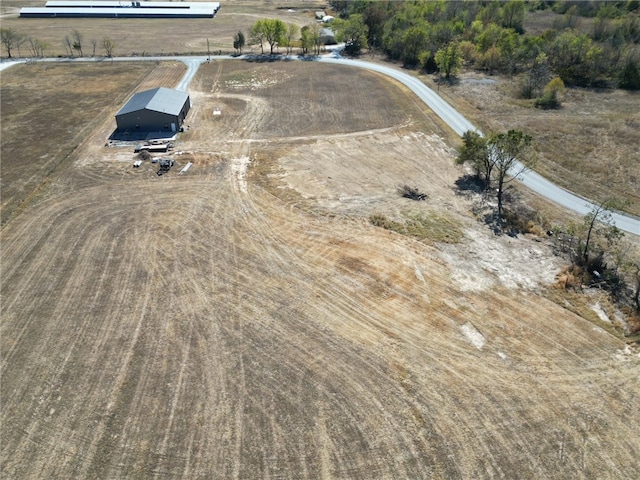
[116, 88, 189, 117]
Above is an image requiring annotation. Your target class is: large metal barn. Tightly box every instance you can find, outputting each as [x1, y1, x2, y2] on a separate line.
[115, 87, 190, 134]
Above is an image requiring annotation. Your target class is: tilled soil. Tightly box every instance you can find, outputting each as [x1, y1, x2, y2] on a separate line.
[2, 61, 639, 479]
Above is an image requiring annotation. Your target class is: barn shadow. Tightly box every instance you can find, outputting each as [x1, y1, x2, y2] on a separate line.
[108, 129, 178, 143]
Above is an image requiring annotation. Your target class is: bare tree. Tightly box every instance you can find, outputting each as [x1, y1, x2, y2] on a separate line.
[613, 239, 640, 311]
[27, 37, 48, 58]
[71, 29, 83, 57]
[103, 37, 115, 58]
[1, 28, 26, 59]
[91, 38, 97, 57]
[63, 35, 74, 57]
[311, 22, 323, 55]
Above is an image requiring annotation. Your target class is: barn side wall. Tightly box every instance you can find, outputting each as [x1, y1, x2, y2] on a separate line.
[116, 110, 178, 132]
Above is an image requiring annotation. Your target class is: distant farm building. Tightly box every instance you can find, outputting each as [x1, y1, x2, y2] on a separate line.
[115, 87, 190, 135]
[20, 1, 221, 18]
[320, 28, 336, 45]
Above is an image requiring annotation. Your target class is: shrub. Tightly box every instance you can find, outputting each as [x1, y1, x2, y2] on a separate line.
[535, 77, 565, 109]
[534, 90, 560, 109]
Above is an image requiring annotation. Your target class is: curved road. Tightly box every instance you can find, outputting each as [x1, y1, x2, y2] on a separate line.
[2, 55, 638, 235]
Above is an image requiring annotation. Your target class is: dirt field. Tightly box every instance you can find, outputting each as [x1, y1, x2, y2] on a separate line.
[2, 59, 639, 479]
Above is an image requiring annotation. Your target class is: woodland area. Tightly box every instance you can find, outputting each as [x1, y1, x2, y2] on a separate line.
[328, 0, 640, 91]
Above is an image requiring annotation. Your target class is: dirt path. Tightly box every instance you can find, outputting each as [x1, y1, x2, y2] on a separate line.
[2, 61, 639, 479]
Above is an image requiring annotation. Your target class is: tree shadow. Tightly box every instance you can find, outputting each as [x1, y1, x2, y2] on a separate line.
[455, 176, 537, 237]
[454, 174, 485, 197]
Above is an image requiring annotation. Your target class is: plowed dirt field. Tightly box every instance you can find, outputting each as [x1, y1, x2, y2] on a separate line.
[2, 60, 639, 479]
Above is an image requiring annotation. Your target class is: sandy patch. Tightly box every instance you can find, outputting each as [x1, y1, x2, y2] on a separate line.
[231, 155, 251, 192]
[439, 228, 562, 292]
[460, 322, 486, 350]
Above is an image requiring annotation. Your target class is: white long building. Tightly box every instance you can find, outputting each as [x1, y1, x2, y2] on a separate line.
[20, 1, 221, 18]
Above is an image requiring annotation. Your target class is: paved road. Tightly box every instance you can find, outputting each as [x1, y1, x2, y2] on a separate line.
[2, 55, 638, 235]
[317, 55, 639, 236]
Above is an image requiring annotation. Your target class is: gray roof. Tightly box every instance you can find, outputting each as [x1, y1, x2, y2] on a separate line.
[21, 1, 220, 18]
[117, 87, 189, 117]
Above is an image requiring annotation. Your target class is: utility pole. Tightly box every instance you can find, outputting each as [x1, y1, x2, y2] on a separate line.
[207, 38, 210, 62]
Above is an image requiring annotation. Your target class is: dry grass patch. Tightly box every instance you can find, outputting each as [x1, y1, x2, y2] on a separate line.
[192, 60, 438, 138]
[428, 71, 640, 217]
[370, 210, 463, 244]
[0, 0, 325, 57]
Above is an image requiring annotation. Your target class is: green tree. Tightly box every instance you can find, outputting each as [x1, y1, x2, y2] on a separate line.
[475, 23, 503, 53]
[456, 130, 492, 188]
[334, 14, 369, 55]
[577, 198, 624, 266]
[362, 1, 389, 50]
[382, 2, 425, 60]
[435, 42, 463, 79]
[300, 25, 314, 55]
[478, 0, 502, 25]
[300, 23, 322, 55]
[249, 20, 267, 54]
[619, 55, 640, 90]
[546, 29, 594, 86]
[535, 76, 565, 109]
[27, 37, 48, 58]
[478, 46, 502, 74]
[282, 23, 299, 55]
[401, 24, 429, 67]
[251, 19, 286, 55]
[233, 31, 245, 54]
[487, 130, 534, 220]
[501, 0, 526, 34]
[458, 40, 478, 66]
[1, 28, 26, 58]
[520, 52, 550, 99]
[497, 28, 520, 75]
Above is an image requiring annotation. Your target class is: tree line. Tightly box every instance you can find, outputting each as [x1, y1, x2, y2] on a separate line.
[327, 0, 640, 91]
[1, 28, 115, 59]
[231, 19, 330, 56]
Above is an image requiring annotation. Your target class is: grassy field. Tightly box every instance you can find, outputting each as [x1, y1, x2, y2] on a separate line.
[2, 56, 639, 480]
[427, 71, 640, 218]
